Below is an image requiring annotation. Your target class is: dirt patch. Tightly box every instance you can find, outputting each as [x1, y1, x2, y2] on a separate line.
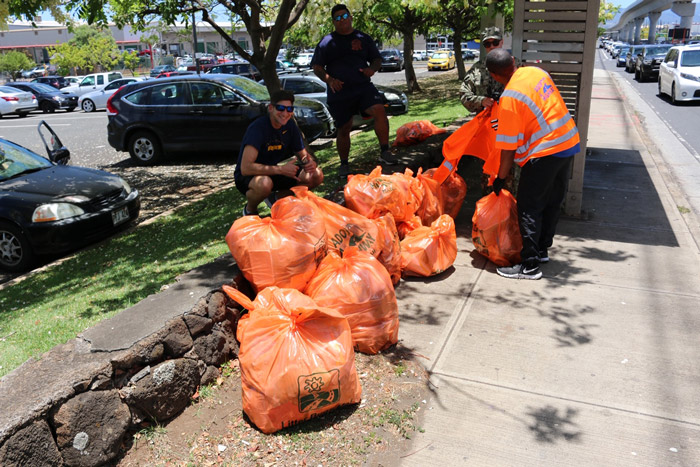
[116, 345, 431, 466]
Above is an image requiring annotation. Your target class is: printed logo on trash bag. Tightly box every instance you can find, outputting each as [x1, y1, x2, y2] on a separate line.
[298, 369, 341, 413]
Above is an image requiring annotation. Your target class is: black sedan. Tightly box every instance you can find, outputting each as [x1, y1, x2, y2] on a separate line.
[0, 122, 140, 271]
[6, 82, 78, 113]
[106, 74, 335, 165]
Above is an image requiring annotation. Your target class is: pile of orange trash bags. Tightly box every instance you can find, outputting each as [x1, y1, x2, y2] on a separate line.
[223, 166, 467, 433]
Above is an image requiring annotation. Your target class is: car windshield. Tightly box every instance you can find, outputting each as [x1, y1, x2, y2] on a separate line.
[432, 52, 449, 59]
[0, 140, 52, 182]
[681, 50, 700, 67]
[216, 75, 269, 101]
[646, 46, 671, 56]
[33, 83, 58, 93]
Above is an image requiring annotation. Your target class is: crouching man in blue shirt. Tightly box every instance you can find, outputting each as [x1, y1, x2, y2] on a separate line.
[234, 90, 324, 216]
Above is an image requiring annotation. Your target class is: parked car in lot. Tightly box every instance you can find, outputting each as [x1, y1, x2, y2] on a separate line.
[0, 86, 38, 118]
[380, 49, 404, 71]
[79, 77, 146, 112]
[31, 75, 70, 89]
[658, 44, 700, 104]
[106, 74, 335, 165]
[150, 64, 177, 77]
[293, 53, 314, 68]
[0, 122, 140, 271]
[206, 61, 262, 81]
[5, 82, 78, 113]
[21, 65, 49, 79]
[428, 50, 456, 70]
[268, 72, 408, 127]
[62, 72, 124, 97]
[462, 49, 476, 60]
[413, 50, 428, 61]
[634, 44, 673, 81]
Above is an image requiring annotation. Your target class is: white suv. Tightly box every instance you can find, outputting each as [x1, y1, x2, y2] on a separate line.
[658, 44, 700, 104]
[62, 72, 124, 97]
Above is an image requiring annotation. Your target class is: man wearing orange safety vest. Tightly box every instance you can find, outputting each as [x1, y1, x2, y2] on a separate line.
[486, 49, 580, 280]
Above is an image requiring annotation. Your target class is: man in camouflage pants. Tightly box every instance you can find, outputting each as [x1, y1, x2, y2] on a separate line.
[460, 27, 518, 194]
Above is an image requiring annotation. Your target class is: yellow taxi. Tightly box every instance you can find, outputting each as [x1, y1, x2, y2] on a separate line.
[428, 50, 456, 71]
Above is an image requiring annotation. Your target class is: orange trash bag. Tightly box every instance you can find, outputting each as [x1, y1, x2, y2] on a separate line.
[225, 196, 326, 292]
[222, 285, 362, 434]
[304, 249, 399, 354]
[400, 214, 457, 277]
[373, 213, 401, 284]
[425, 168, 467, 219]
[397, 214, 423, 240]
[415, 168, 442, 226]
[291, 186, 381, 257]
[344, 166, 417, 222]
[471, 190, 522, 267]
[392, 120, 447, 147]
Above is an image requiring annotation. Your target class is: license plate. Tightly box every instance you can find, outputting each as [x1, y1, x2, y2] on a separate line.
[111, 206, 130, 226]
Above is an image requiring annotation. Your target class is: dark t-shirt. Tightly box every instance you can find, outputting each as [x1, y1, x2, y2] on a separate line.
[310, 29, 381, 102]
[234, 116, 304, 181]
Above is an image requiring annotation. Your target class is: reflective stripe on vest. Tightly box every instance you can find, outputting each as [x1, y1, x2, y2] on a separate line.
[496, 68, 579, 165]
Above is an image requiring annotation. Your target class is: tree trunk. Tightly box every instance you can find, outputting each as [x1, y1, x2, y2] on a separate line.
[402, 32, 421, 94]
[453, 30, 466, 80]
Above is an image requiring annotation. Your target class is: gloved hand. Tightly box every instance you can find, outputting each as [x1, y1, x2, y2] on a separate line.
[492, 177, 506, 196]
[490, 119, 498, 131]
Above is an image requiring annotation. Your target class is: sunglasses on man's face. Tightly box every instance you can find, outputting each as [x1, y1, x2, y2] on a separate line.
[483, 39, 500, 47]
[333, 12, 350, 21]
[274, 104, 294, 112]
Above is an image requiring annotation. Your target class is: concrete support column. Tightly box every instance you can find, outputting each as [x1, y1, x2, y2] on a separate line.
[633, 17, 644, 44]
[648, 11, 661, 44]
[625, 24, 634, 43]
[672, 1, 696, 31]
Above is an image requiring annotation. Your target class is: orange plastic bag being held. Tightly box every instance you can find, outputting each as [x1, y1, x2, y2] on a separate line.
[400, 214, 457, 277]
[304, 249, 399, 354]
[392, 120, 447, 147]
[225, 196, 326, 292]
[291, 186, 381, 257]
[223, 285, 362, 434]
[471, 190, 522, 267]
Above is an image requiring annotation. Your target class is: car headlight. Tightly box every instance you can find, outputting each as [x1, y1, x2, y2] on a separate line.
[120, 178, 132, 194]
[680, 72, 700, 82]
[643, 59, 652, 64]
[384, 92, 399, 101]
[32, 203, 85, 222]
[294, 107, 315, 119]
[52, 96, 62, 101]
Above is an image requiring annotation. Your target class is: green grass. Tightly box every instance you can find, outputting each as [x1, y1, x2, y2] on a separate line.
[0, 71, 464, 379]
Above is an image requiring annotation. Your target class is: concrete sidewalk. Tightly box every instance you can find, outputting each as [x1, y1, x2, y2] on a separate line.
[398, 67, 700, 465]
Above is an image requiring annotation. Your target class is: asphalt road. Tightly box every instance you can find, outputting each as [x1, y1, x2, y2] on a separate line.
[597, 48, 700, 162]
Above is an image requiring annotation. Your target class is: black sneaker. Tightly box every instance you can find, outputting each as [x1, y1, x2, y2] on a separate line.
[379, 149, 400, 165]
[242, 205, 258, 216]
[339, 163, 351, 179]
[539, 249, 549, 263]
[497, 263, 542, 280]
[264, 189, 294, 208]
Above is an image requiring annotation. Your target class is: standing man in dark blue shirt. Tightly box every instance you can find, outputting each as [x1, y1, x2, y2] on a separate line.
[235, 90, 323, 216]
[311, 4, 398, 179]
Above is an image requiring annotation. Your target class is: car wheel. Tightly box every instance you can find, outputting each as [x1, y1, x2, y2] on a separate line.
[17, 112, 28, 118]
[0, 221, 35, 272]
[81, 99, 95, 113]
[128, 131, 162, 165]
[40, 101, 53, 113]
[671, 83, 678, 105]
